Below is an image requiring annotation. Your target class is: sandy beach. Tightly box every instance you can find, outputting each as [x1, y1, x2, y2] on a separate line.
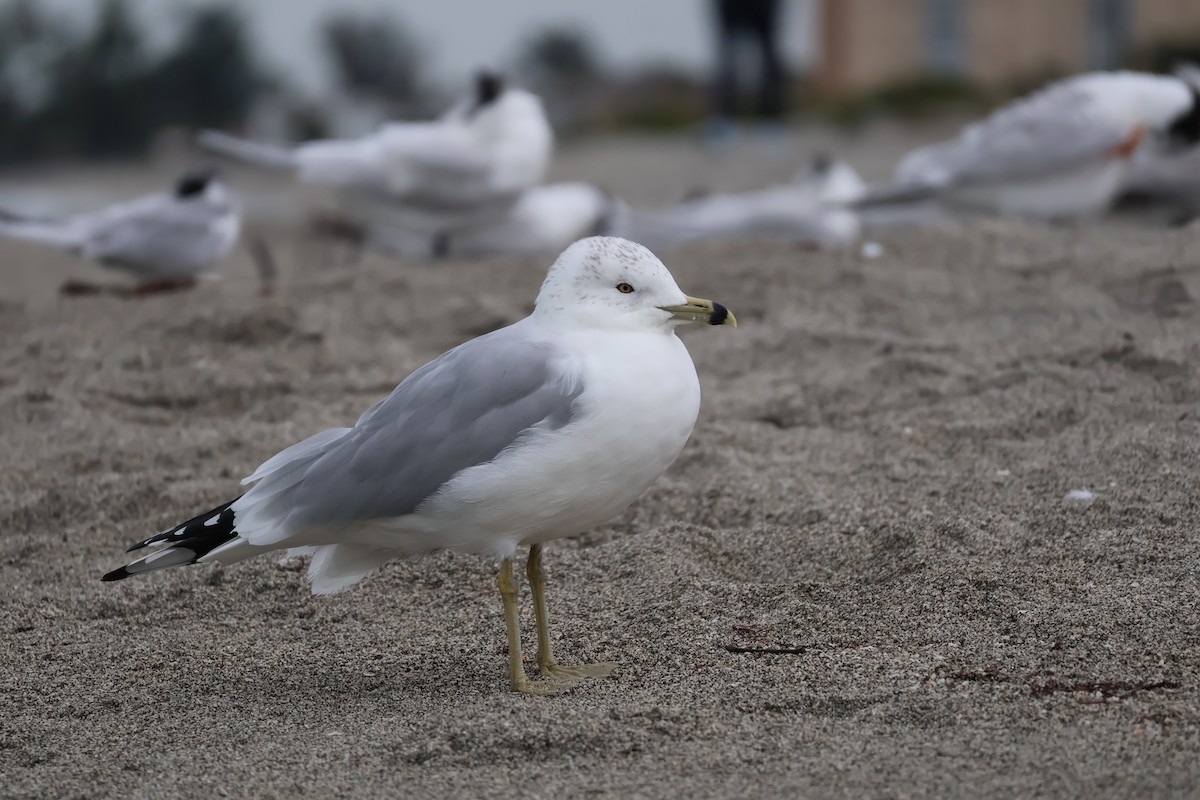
[2, 132, 1199, 798]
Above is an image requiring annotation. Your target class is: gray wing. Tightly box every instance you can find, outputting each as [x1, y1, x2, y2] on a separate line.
[896, 78, 1132, 187]
[239, 327, 582, 537]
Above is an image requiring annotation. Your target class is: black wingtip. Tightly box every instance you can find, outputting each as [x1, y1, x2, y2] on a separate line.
[102, 566, 130, 582]
[709, 302, 730, 326]
[124, 499, 239, 555]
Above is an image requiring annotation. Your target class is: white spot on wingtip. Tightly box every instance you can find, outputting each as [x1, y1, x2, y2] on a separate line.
[203, 514, 221, 526]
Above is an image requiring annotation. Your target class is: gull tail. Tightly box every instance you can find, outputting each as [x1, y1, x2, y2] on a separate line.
[0, 206, 38, 223]
[197, 130, 298, 172]
[0, 213, 79, 249]
[102, 499, 243, 581]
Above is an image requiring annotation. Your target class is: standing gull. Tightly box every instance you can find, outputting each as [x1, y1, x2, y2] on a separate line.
[103, 236, 735, 694]
[0, 169, 239, 295]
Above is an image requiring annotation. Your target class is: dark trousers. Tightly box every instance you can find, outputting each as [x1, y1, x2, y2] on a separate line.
[712, 0, 785, 119]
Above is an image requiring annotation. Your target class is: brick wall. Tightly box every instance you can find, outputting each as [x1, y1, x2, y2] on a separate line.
[814, 0, 1200, 97]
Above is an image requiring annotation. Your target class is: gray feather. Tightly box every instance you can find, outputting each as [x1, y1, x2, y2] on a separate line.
[238, 326, 581, 539]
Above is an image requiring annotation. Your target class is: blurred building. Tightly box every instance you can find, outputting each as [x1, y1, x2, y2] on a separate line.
[815, 0, 1200, 94]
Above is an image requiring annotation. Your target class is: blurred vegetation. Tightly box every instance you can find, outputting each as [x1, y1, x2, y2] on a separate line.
[322, 11, 426, 113]
[1127, 40, 1200, 74]
[814, 76, 988, 128]
[515, 26, 606, 132]
[518, 27, 603, 85]
[601, 66, 710, 132]
[1, 1, 1194, 157]
[0, 0, 260, 163]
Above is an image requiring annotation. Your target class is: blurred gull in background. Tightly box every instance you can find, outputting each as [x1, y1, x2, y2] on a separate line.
[0, 169, 240, 296]
[198, 71, 553, 237]
[622, 164, 862, 251]
[1116, 64, 1200, 224]
[792, 153, 867, 205]
[858, 71, 1200, 219]
[363, 155, 866, 261]
[370, 182, 619, 260]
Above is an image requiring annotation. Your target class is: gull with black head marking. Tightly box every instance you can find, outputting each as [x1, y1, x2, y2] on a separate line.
[0, 168, 239, 296]
[103, 236, 735, 694]
[198, 71, 553, 236]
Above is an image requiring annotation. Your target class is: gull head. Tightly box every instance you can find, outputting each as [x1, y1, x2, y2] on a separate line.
[1079, 72, 1200, 154]
[174, 166, 231, 206]
[473, 70, 505, 110]
[450, 71, 554, 190]
[461, 71, 549, 136]
[534, 236, 736, 332]
[1121, 74, 1200, 141]
[175, 167, 217, 199]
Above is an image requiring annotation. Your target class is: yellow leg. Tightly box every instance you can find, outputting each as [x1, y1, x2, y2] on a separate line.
[525, 543, 616, 684]
[526, 543, 556, 671]
[497, 557, 530, 692]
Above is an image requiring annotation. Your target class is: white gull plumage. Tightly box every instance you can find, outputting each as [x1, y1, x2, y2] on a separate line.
[0, 170, 239, 290]
[863, 71, 1200, 217]
[104, 236, 735, 693]
[198, 72, 553, 235]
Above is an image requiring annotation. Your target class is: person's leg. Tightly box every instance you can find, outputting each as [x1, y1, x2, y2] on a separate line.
[712, 0, 739, 120]
[750, 0, 785, 121]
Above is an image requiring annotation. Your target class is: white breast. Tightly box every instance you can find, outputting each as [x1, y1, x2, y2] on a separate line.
[400, 328, 701, 556]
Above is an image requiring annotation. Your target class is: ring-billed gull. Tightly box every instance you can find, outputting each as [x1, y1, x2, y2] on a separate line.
[103, 236, 735, 694]
[198, 71, 553, 235]
[860, 71, 1200, 217]
[0, 169, 239, 295]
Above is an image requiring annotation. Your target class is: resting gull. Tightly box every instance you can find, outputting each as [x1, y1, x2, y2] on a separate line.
[102, 236, 735, 694]
[860, 71, 1200, 218]
[0, 169, 239, 295]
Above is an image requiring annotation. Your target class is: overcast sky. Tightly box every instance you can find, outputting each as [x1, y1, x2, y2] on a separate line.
[20, 0, 818, 95]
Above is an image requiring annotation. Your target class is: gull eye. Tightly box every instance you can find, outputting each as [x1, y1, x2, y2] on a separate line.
[616, 282, 635, 294]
